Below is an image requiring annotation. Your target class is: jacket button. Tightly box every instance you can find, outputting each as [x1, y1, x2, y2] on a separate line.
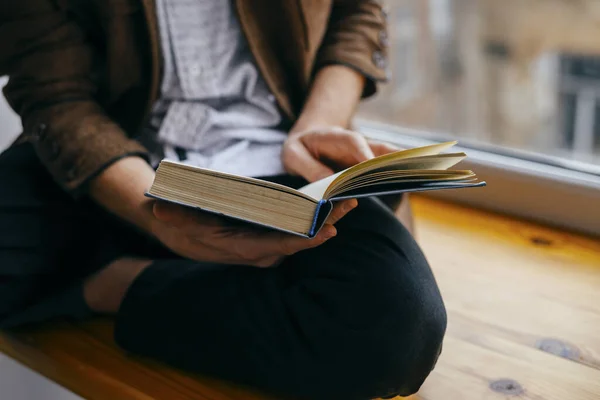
[379, 30, 389, 47]
[372, 51, 387, 69]
[34, 123, 47, 141]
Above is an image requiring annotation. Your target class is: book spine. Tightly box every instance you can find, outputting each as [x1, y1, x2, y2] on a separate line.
[309, 200, 328, 238]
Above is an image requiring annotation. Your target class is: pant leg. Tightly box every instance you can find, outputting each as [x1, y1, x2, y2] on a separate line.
[0, 144, 158, 327]
[115, 198, 446, 400]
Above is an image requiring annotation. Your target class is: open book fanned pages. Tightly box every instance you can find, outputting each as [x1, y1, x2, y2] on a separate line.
[147, 141, 486, 237]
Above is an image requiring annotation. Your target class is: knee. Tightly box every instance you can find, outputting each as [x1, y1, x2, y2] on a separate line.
[342, 291, 447, 399]
[300, 261, 447, 399]
[365, 248, 447, 398]
[380, 298, 447, 397]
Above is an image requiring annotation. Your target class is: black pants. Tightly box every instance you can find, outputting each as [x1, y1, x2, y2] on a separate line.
[0, 144, 446, 400]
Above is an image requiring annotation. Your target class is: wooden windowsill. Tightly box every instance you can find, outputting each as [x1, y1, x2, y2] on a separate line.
[1, 195, 599, 399]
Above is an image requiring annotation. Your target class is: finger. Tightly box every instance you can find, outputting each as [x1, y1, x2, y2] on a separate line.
[224, 224, 337, 260]
[252, 255, 284, 268]
[327, 198, 358, 225]
[283, 139, 335, 182]
[368, 140, 402, 157]
[153, 201, 184, 222]
[312, 129, 375, 167]
[340, 130, 376, 161]
[275, 224, 337, 255]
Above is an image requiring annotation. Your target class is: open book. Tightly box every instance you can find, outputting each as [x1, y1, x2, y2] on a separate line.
[147, 141, 486, 237]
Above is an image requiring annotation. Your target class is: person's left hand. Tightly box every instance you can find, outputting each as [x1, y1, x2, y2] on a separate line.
[282, 126, 400, 182]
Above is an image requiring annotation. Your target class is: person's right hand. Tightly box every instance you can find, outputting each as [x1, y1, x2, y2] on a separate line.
[150, 198, 358, 267]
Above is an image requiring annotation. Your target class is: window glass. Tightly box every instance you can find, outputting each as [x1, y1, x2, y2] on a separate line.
[359, 0, 600, 170]
[0, 77, 21, 150]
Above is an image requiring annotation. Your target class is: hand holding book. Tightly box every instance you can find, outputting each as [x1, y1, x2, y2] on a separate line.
[146, 128, 399, 267]
[282, 127, 401, 182]
[150, 196, 357, 267]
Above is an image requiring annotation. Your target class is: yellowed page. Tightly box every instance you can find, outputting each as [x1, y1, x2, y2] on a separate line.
[340, 141, 458, 172]
[323, 153, 465, 198]
[335, 169, 474, 185]
[159, 160, 316, 201]
[332, 174, 477, 195]
[331, 170, 475, 195]
[299, 141, 458, 200]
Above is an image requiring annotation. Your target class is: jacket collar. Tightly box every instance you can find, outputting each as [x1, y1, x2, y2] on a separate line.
[140, 0, 162, 119]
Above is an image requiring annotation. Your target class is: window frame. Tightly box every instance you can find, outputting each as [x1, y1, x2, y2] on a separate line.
[357, 118, 600, 237]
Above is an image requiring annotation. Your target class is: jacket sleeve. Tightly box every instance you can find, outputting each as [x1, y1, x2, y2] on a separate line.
[0, 1, 149, 197]
[315, 0, 389, 98]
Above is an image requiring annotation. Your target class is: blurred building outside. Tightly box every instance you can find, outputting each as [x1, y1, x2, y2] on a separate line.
[359, 0, 600, 167]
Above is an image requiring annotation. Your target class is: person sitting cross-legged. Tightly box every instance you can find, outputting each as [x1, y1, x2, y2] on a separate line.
[0, 1, 446, 399]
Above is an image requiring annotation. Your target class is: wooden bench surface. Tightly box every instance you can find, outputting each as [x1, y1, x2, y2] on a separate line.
[1, 196, 599, 400]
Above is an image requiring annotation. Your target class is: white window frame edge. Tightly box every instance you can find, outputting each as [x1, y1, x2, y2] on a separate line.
[356, 118, 600, 237]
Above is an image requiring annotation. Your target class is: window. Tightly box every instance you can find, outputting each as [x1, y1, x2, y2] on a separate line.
[358, 0, 600, 235]
[0, 76, 21, 150]
[559, 55, 600, 156]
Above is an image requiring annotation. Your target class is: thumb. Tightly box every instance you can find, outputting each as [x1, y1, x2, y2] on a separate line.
[368, 140, 402, 157]
[284, 141, 334, 182]
[153, 201, 180, 222]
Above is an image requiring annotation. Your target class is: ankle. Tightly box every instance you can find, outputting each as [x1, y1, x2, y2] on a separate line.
[84, 258, 152, 314]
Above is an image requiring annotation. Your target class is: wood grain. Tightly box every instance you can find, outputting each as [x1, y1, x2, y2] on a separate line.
[410, 196, 600, 400]
[1, 195, 599, 400]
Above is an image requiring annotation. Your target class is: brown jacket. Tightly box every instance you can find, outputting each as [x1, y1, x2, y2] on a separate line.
[0, 0, 388, 195]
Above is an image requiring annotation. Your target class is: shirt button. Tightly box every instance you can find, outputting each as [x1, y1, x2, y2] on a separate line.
[34, 123, 47, 141]
[372, 51, 387, 69]
[190, 65, 203, 76]
[379, 30, 389, 47]
[381, 7, 389, 22]
[267, 94, 276, 103]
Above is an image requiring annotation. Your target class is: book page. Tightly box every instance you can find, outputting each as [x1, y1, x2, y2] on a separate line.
[297, 171, 344, 200]
[158, 160, 316, 201]
[326, 153, 466, 198]
[298, 141, 458, 200]
[331, 170, 475, 194]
